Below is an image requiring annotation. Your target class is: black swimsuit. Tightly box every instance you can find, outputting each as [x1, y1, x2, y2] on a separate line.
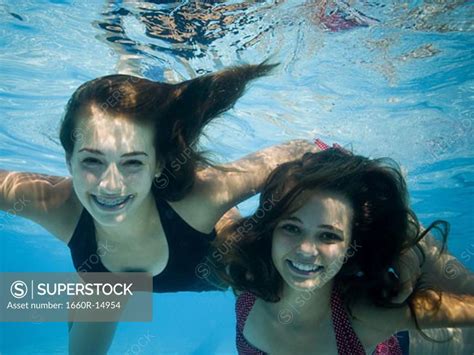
[67, 191, 219, 293]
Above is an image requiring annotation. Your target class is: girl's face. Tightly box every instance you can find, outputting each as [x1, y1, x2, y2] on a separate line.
[68, 107, 160, 226]
[272, 191, 353, 291]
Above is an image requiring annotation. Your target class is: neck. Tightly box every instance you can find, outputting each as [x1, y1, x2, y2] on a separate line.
[94, 192, 157, 243]
[273, 280, 334, 326]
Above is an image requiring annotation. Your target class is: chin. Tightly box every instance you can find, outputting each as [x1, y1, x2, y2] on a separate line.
[91, 211, 128, 226]
[292, 279, 323, 291]
[285, 271, 335, 292]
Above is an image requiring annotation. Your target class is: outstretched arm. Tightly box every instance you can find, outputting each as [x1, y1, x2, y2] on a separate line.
[197, 139, 320, 223]
[410, 291, 474, 329]
[355, 244, 474, 349]
[418, 235, 474, 295]
[0, 170, 81, 242]
[392, 235, 474, 303]
[354, 290, 474, 352]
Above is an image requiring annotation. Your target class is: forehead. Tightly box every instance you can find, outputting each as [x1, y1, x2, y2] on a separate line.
[288, 191, 353, 230]
[74, 106, 154, 153]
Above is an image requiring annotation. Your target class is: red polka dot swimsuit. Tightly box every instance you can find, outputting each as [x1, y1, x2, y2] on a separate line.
[236, 288, 403, 355]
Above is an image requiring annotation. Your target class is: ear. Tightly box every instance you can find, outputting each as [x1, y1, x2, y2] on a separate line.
[66, 155, 73, 175]
[154, 160, 164, 177]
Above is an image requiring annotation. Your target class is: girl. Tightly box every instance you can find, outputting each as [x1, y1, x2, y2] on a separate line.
[0, 61, 319, 353]
[213, 147, 474, 354]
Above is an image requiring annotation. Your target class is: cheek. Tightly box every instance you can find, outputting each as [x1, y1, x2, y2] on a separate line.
[73, 166, 100, 186]
[124, 168, 155, 185]
[324, 245, 344, 257]
[272, 234, 296, 260]
[321, 245, 349, 272]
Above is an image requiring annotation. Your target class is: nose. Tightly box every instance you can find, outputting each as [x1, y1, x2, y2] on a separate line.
[98, 164, 124, 193]
[296, 239, 319, 259]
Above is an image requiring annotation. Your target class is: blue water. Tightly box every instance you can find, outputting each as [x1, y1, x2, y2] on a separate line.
[1, 0, 473, 354]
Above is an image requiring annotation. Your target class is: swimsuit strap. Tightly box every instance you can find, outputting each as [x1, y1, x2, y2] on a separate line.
[374, 336, 404, 355]
[236, 292, 265, 355]
[331, 287, 404, 355]
[148, 193, 219, 293]
[330, 287, 366, 355]
[67, 208, 109, 273]
[235, 289, 403, 355]
[236, 292, 257, 333]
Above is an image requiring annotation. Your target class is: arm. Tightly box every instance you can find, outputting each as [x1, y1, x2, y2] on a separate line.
[68, 293, 122, 355]
[0, 170, 81, 243]
[353, 291, 474, 351]
[409, 327, 474, 354]
[354, 237, 474, 347]
[68, 275, 134, 355]
[418, 235, 474, 295]
[196, 139, 320, 223]
[410, 291, 474, 329]
[214, 207, 242, 238]
[392, 235, 474, 303]
[69, 322, 119, 355]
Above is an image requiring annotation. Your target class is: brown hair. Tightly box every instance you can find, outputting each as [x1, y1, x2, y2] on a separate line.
[60, 60, 278, 200]
[212, 148, 448, 312]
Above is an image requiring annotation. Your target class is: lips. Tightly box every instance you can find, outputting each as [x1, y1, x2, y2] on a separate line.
[287, 260, 324, 276]
[91, 194, 134, 211]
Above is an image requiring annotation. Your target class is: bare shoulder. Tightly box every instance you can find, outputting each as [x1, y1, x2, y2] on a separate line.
[194, 166, 227, 198]
[195, 163, 256, 213]
[165, 171, 220, 234]
[350, 295, 413, 349]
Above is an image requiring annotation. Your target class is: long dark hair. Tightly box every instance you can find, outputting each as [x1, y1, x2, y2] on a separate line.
[212, 148, 448, 318]
[60, 60, 278, 200]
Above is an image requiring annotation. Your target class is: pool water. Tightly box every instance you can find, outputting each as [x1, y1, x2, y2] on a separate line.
[1, 1, 473, 354]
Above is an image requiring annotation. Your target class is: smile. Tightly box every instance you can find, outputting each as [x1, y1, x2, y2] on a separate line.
[286, 260, 324, 276]
[91, 194, 134, 211]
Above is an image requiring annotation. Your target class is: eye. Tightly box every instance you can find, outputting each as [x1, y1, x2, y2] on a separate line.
[123, 160, 144, 167]
[82, 157, 102, 166]
[319, 232, 342, 243]
[280, 224, 302, 235]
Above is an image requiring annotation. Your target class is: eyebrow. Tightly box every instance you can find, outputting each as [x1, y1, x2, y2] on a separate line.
[318, 224, 344, 234]
[282, 217, 344, 234]
[78, 148, 149, 157]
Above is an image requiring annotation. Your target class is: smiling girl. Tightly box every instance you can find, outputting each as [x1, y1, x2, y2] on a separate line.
[214, 147, 474, 354]
[0, 61, 321, 353]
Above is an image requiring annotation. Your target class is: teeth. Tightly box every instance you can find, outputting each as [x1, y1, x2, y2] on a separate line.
[290, 261, 322, 272]
[95, 195, 130, 207]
